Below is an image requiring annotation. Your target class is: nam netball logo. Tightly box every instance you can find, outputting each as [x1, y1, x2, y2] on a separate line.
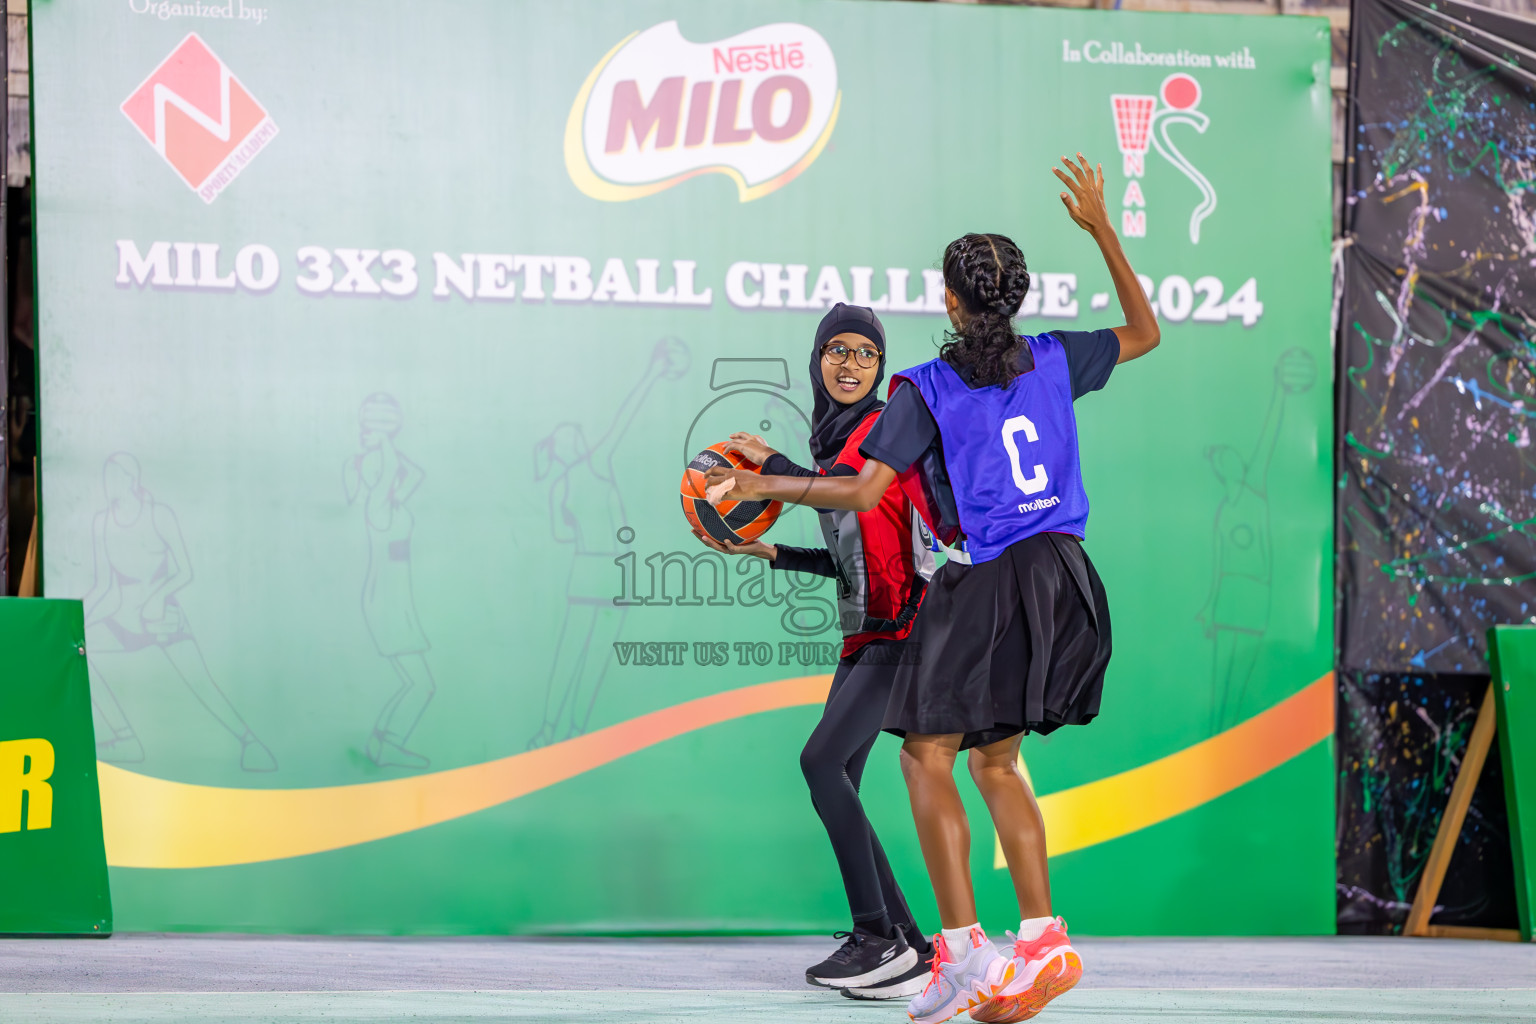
[1111, 73, 1215, 243]
[121, 33, 279, 204]
[565, 21, 840, 203]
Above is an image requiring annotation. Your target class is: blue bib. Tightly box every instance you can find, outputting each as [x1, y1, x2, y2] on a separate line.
[894, 335, 1089, 564]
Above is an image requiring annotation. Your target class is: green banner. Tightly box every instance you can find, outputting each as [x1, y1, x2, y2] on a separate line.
[31, 0, 1335, 934]
[0, 599, 113, 936]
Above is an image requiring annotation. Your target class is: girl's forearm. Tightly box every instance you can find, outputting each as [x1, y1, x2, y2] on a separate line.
[1096, 228, 1160, 361]
[769, 544, 840, 579]
[754, 472, 885, 512]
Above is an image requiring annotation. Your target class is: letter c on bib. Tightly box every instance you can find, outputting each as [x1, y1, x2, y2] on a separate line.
[1001, 415, 1048, 496]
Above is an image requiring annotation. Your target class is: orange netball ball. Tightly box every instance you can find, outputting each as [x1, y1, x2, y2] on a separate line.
[681, 443, 783, 544]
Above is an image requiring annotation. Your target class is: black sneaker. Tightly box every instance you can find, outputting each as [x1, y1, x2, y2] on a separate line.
[839, 952, 932, 1000]
[804, 925, 917, 989]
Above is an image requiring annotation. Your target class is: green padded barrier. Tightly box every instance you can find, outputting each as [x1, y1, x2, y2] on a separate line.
[1490, 625, 1536, 942]
[0, 598, 112, 936]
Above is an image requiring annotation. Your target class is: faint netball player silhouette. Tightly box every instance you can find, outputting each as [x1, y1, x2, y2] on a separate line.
[527, 337, 688, 749]
[1197, 348, 1315, 733]
[82, 452, 277, 771]
[344, 394, 436, 769]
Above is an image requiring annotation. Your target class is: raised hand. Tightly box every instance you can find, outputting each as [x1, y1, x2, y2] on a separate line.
[1052, 153, 1112, 238]
[1052, 151, 1160, 364]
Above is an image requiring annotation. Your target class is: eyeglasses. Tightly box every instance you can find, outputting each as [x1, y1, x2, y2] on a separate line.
[822, 342, 881, 369]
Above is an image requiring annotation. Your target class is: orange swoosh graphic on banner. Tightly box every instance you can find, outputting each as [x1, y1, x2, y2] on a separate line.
[99, 673, 1333, 870]
[99, 675, 834, 869]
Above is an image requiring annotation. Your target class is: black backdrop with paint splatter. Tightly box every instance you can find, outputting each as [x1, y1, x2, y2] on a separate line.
[1339, 0, 1536, 675]
[1337, 672, 1517, 932]
[1336, 0, 1532, 933]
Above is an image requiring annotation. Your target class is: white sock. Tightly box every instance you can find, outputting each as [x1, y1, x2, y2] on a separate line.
[940, 924, 978, 958]
[1017, 916, 1053, 943]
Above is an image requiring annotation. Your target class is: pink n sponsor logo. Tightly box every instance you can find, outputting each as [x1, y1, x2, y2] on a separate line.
[121, 33, 278, 204]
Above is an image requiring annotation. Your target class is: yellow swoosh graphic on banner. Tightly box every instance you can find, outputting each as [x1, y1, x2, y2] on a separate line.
[1022, 673, 1334, 862]
[99, 673, 1333, 870]
[100, 675, 834, 869]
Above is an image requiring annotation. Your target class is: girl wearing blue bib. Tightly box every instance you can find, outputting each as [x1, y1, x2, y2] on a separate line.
[705, 156, 1160, 1024]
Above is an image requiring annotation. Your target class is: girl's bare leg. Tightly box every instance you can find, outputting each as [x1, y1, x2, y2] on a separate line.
[900, 732, 975, 929]
[968, 734, 1051, 920]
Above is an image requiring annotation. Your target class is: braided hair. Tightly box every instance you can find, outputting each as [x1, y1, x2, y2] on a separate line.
[938, 233, 1030, 388]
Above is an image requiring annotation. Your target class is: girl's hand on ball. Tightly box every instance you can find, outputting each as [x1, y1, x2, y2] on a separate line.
[704, 477, 732, 504]
[703, 466, 760, 504]
[694, 531, 775, 561]
[726, 432, 777, 465]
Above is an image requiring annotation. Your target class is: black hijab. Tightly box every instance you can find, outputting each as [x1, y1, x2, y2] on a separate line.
[809, 303, 887, 471]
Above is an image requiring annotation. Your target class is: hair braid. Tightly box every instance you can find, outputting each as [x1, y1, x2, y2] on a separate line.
[938, 233, 1031, 388]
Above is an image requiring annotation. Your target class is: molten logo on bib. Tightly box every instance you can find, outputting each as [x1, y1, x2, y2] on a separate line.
[121, 33, 278, 204]
[565, 21, 840, 203]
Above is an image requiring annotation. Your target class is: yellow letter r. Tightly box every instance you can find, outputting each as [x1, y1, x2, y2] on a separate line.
[0, 738, 55, 832]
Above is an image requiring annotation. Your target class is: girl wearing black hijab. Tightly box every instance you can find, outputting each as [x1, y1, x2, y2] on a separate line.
[696, 303, 936, 1000]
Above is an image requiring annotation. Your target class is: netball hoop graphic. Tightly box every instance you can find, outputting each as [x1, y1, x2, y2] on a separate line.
[1112, 73, 1217, 244]
[1111, 94, 1157, 178]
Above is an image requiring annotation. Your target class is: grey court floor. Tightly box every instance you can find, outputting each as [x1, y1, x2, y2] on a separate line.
[1, 934, 1533, 1023]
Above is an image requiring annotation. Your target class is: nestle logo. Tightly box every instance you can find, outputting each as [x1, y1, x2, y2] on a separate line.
[711, 42, 806, 74]
[120, 32, 278, 204]
[567, 21, 839, 203]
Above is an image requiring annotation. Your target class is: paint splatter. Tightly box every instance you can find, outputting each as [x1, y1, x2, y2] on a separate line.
[1339, 0, 1536, 673]
[1336, 671, 1517, 933]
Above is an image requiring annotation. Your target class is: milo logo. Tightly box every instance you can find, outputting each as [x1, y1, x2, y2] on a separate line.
[565, 21, 840, 202]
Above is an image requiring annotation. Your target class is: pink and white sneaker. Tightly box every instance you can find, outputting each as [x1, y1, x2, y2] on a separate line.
[967, 917, 1081, 1022]
[906, 927, 1009, 1024]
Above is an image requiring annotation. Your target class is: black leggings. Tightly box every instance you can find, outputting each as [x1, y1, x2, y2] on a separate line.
[800, 642, 926, 947]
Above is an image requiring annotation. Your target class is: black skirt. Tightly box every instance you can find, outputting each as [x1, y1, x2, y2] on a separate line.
[882, 532, 1112, 749]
